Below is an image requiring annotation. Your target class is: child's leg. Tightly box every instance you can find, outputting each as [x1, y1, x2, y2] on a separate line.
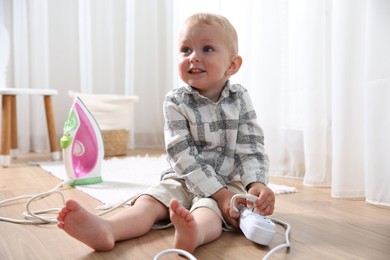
[57, 195, 169, 251]
[169, 198, 222, 254]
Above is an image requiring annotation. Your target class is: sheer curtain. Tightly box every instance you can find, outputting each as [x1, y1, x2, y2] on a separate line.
[249, 0, 389, 206]
[1, 0, 389, 206]
[0, 0, 51, 152]
[1, 0, 172, 150]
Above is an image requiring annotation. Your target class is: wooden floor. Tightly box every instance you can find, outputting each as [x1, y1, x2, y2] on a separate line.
[0, 150, 389, 260]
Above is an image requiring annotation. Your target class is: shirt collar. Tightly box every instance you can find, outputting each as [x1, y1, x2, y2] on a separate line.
[184, 80, 237, 100]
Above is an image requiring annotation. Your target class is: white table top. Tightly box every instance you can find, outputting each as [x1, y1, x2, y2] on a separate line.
[0, 88, 58, 96]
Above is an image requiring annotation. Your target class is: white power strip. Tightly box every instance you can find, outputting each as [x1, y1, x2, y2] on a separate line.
[231, 194, 291, 259]
[238, 204, 276, 245]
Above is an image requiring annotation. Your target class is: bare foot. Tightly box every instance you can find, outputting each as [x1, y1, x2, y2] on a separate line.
[169, 198, 198, 253]
[57, 199, 115, 251]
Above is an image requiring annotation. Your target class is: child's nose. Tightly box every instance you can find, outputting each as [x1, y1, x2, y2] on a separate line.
[189, 51, 200, 63]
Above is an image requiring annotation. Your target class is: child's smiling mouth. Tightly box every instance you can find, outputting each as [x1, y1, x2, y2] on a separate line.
[189, 68, 206, 74]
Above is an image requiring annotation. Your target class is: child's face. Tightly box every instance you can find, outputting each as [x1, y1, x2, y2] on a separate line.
[178, 23, 234, 93]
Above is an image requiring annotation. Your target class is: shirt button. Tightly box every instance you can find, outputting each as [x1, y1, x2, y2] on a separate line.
[217, 147, 223, 152]
[218, 129, 223, 134]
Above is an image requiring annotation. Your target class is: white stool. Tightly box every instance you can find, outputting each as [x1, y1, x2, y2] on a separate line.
[0, 88, 60, 167]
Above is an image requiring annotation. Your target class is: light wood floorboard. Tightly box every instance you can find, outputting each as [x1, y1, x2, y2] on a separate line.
[0, 150, 389, 259]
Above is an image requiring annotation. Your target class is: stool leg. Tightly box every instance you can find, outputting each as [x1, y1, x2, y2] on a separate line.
[1, 95, 12, 167]
[10, 95, 18, 158]
[44, 95, 60, 160]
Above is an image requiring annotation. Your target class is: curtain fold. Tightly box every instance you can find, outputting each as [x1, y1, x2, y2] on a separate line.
[29, 0, 51, 152]
[295, 0, 332, 187]
[78, 0, 93, 94]
[363, 0, 390, 206]
[331, 0, 366, 198]
[11, 0, 30, 151]
[1, 0, 389, 206]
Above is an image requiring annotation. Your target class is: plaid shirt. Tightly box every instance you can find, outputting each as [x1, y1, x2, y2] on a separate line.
[162, 81, 269, 197]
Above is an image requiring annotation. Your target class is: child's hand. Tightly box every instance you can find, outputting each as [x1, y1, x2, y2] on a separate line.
[246, 182, 275, 216]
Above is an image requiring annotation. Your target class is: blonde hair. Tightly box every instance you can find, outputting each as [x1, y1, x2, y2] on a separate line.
[183, 13, 239, 56]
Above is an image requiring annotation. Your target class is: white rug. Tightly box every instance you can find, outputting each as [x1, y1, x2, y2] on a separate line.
[38, 155, 296, 208]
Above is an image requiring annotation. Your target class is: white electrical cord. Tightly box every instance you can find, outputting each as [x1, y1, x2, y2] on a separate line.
[153, 249, 197, 260]
[0, 178, 139, 224]
[0, 179, 138, 224]
[152, 217, 290, 260]
[263, 217, 291, 260]
[0, 181, 68, 224]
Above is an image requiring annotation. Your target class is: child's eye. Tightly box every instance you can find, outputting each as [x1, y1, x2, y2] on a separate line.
[203, 46, 214, 53]
[181, 47, 191, 54]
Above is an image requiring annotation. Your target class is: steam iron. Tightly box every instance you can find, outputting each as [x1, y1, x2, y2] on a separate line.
[60, 97, 104, 186]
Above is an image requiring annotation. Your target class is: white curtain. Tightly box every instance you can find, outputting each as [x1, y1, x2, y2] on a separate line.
[174, 0, 390, 206]
[0, 0, 51, 152]
[1, 0, 389, 206]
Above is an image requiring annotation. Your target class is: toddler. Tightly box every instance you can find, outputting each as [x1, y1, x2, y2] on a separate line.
[57, 12, 275, 254]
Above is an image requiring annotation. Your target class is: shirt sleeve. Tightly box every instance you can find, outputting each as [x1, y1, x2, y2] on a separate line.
[235, 90, 269, 188]
[163, 95, 225, 197]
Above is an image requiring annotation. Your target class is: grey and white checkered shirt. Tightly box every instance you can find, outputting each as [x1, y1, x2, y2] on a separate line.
[162, 81, 269, 198]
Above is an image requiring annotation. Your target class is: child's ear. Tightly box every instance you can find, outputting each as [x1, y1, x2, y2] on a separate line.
[226, 55, 242, 76]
